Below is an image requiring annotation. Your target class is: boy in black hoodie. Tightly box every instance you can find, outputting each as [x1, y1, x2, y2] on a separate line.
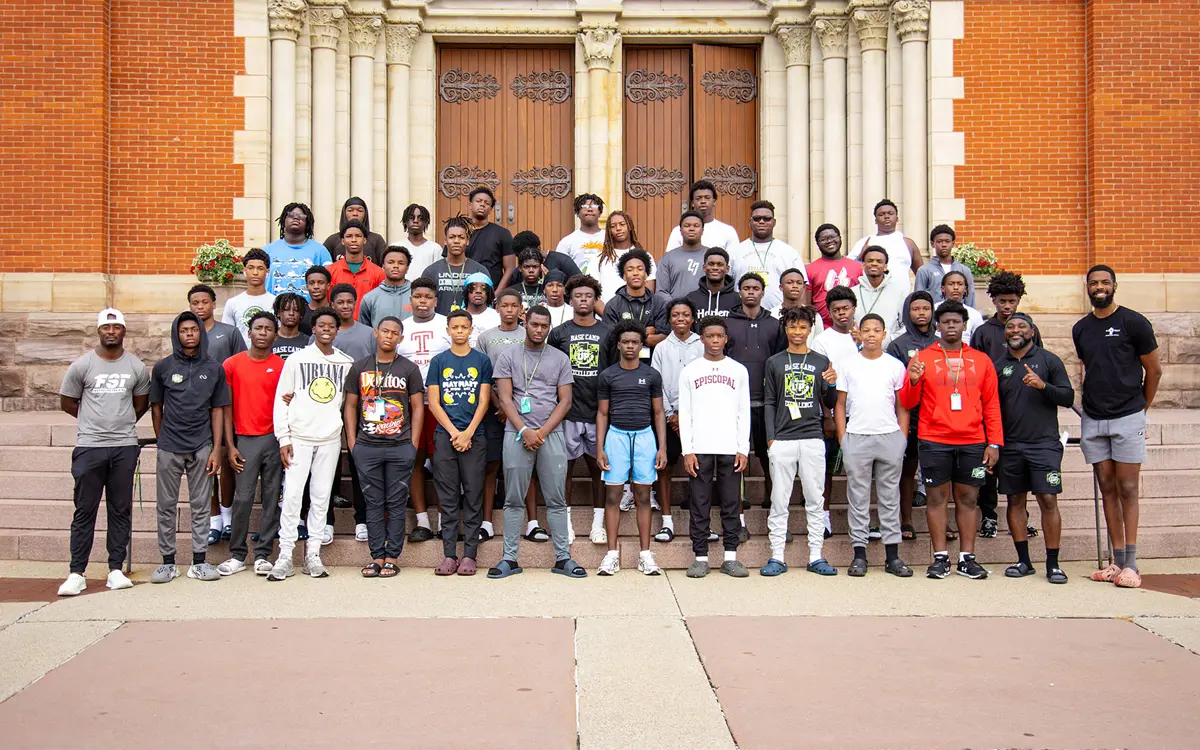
[323, 196, 388, 264]
[601, 248, 669, 356]
[684, 248, 739, 320]
[149, 312, 230, 584]
[886, 291, 936, 538]
[725, 273, 786, 541]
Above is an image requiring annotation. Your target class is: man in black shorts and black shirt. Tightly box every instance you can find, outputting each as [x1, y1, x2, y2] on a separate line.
[994, 313, 1075, 583]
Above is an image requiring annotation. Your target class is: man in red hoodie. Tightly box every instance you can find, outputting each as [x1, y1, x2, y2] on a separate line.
[900, 300, 1003, 580]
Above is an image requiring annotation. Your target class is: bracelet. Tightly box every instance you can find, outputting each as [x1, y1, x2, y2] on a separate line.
[516, 425, 527, 442]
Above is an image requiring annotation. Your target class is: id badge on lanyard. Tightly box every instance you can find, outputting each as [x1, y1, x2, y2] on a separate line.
[950, 392, 962, 411]
[787, 403, 802, 420]
[520, 395, 533, 414]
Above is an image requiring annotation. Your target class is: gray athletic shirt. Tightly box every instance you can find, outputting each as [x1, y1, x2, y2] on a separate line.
[60, 351, 151, 447]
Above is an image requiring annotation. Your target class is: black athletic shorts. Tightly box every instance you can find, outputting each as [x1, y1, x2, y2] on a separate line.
[904, 430, 919, 463]
[918, 440, 988, 488]
[484, 417, 505, 464]
[824, 435, 842, 475]
[998, 440, 1064, 496]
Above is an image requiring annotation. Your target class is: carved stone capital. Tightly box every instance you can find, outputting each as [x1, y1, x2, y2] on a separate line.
[308, 5, 345, 50]
[892, 0, 930, 43]
[347, 14, 383, 58]
[580, 26, 620, 71]
[812, 15, 850, 60]
[774, 24, 812, 68]
[385, 22, 421, 66]
[851, 1, 891, 52]
[268, 0, 306, 42]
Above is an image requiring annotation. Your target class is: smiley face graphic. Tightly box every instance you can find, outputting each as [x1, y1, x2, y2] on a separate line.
[308, 376, 336, 404]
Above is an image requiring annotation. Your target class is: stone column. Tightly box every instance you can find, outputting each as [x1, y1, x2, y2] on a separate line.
[853, 2, 891, 231]
[268, 0, 305, 224]
[894, 0, 929, 258]
[385, 23, 420, 242]
[347, 14, 382, 204]
[814, 13, 850, 239]
[308, 4, 343, 239]
[581, 27, 619, 201]
[775, 24, 812, 255]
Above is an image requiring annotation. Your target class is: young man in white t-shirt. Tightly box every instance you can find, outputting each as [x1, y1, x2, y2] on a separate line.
[222, 248, 276, 346]
[399, 203, 443, 277]
[555, 193, 607, 270]
[836, 313, 914, 578]
[664, 179, 740, 254]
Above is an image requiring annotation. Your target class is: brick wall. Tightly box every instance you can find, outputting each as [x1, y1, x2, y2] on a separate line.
[955, 0, 1090, 276]
[109, 0, 243, 274]
[0, 0, 109, 274]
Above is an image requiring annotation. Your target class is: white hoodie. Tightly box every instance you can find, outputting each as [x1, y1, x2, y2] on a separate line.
[678, 356, 751, 456]
[273, 343, 354, 447]
[852, 273, 908, 344]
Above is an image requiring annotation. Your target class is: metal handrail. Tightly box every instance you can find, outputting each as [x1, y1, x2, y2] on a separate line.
[1069, 405, 1107, 570]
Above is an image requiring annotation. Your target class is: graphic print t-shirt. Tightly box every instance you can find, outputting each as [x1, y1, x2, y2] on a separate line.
[548, 319, 612, 422]
[222, 291, 277, 345]
[273, 334, 308, 361]
[60, 351, 152, 448]
[422, 258, 489, 315]
[426, 349, 493, 433]
[345, 355, 424, 446]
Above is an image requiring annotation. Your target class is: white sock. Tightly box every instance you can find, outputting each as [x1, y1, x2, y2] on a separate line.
[662, 516, 674, 531]
[416, 512, 431, 530]
[209, 515, 221, 531]
[640, 549, 653, 558]
[959, 552, 971, 562]
[481, 520, 494, 535]
[592, 508, 604, 527]
[434, 513, 441, 532]
[604, 549, 619, 559]
[724, 550, 737, 562]
[526, 520, 538, 534]
[935, 550, 948, 559]
[809, 549, 822, 564]
[696, 556, 708, 563]
[739, 513, 746, 526]
[219, 506, 232, 527]
[823, 510, 832, 530]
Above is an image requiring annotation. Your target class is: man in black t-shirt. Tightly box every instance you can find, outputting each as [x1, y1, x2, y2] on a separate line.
[343, 317, 424, 577]
[465, 186, 515, 286]
[1072, 264, 1162, 588]
[547, 275, 612, 544]
[595, 321, 667, 576]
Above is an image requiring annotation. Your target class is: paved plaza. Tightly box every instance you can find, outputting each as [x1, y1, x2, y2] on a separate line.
[2, 559, 1200, 749]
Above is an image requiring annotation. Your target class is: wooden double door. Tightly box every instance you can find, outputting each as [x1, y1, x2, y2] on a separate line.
[436, 47, 576, 245]
[623, 45, 760, 258]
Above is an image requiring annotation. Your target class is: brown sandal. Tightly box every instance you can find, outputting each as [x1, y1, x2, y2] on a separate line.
[435, 556, 459, 576]
[457, 558, 477, 576]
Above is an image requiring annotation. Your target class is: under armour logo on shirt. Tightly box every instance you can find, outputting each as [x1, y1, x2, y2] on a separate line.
[639, 378, 647, 384]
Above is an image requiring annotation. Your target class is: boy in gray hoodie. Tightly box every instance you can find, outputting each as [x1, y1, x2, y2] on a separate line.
[649, 297, 703, 541]
[359, 245, 413, 327]
[913, 224, 975, 307]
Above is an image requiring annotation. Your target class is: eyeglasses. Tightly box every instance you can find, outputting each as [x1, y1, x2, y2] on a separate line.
[580, 202, 600, 209]
[750, 215, 773, 223]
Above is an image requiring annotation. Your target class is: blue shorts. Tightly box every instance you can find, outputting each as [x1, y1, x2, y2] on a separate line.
[602, 426, 657, 486]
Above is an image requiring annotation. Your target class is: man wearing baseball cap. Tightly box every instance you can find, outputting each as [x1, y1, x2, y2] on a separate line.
[57, 309, 151, 596]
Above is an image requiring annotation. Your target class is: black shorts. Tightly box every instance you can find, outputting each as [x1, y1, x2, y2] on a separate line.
[750, 405, 769, 458]
[904, 430, 919, 464]
[824, 435, 842, 475]
[484, 417, 505, 464]
[998, 440, 1064, 496]
[919, 440, 987, 488]
[665, 426, 682, 466]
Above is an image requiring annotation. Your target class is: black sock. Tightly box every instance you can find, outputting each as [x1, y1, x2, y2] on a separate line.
[1046, 547, 1060, 570]
[853, 546, 867, 561]
[1014, 540, 1031, 566]
[553, 558, 568, 570]
[193, 552, 206, 565]
[163, 554, 175, 566]
[885, 543, 898, 563]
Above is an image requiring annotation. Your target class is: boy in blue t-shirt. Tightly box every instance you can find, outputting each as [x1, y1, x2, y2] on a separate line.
[425, 309, 494, 576]
[263, 203, 332, 298]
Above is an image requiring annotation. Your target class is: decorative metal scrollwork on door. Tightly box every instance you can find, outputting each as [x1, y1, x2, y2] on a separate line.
[509, 70, 572, 104]
[438, 165, 500, 198]
[624, 166, 686, 200]
[624, 70, 686, 103]
[702, 164, 758, 199]
[510, 165, 571, 199]
[700, 69, 757, 103]
[439, 68, 501, 103]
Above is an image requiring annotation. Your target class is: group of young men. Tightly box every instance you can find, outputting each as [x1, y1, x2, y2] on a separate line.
[54, 183, 1162, 595]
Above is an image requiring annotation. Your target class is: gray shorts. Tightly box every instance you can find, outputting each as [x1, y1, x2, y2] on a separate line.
[1080, 411, 1147, 465]
[563, 420, 597, 460]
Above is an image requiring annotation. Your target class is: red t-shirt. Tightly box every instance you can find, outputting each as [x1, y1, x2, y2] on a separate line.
[806, 257, 864, 327]
[223, 352, 285, 436]
[327, 257, 385, 317]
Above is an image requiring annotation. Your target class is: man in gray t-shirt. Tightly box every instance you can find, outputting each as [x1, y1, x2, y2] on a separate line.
[56, 309, 151, 597]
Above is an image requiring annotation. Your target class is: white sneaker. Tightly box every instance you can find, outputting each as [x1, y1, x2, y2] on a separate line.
[57, 573, 87, 596]
[619, 486, 635, 511]
[638, 552, 662, 576]
[267, 557, 294, 581]
[217, 558, 246, 576]
[597, 551, 620, 576]
[321, 525, 334, 546]
[253, 559, 273, 576]
[355, 523, 368, 542]
[590, 526, 608, 544]
[707, 528, 719, 542]
[304, 553, 329, 578]
[650, 490, 660, 511]
[106, 569, 133, 590]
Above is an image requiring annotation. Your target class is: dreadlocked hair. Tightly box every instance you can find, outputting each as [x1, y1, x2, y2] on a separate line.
[277, 203, 315, 240]
[601, 210, 640, 264]
[443, 214, 473, 239]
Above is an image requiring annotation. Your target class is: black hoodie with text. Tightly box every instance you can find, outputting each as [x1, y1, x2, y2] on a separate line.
[684, 274, 738, 320]
[886, 293, 938, 428]
[322, 197, 388, 264]
[725, 305, 785, 405]
[150, 311, 231, 454]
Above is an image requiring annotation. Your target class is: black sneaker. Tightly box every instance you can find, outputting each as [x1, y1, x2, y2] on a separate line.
[823, 527, 833, 539]
[737, 526, 750, 545]
[926, 555, 951, 579]
[957, 555, 989, 579]
[408, 526, 435, 543]
[979, 517, 998, 538]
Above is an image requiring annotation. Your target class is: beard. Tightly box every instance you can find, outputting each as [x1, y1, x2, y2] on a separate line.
[1007, 335, 1031, 350]
[1088, 291, 1113, 309]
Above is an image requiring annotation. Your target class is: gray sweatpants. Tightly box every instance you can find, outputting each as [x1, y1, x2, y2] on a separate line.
[229, 433, 283, 563]
[156, 444, 214, 561]
[502, 430, 570, 563]
[842, 431, 906, 547]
